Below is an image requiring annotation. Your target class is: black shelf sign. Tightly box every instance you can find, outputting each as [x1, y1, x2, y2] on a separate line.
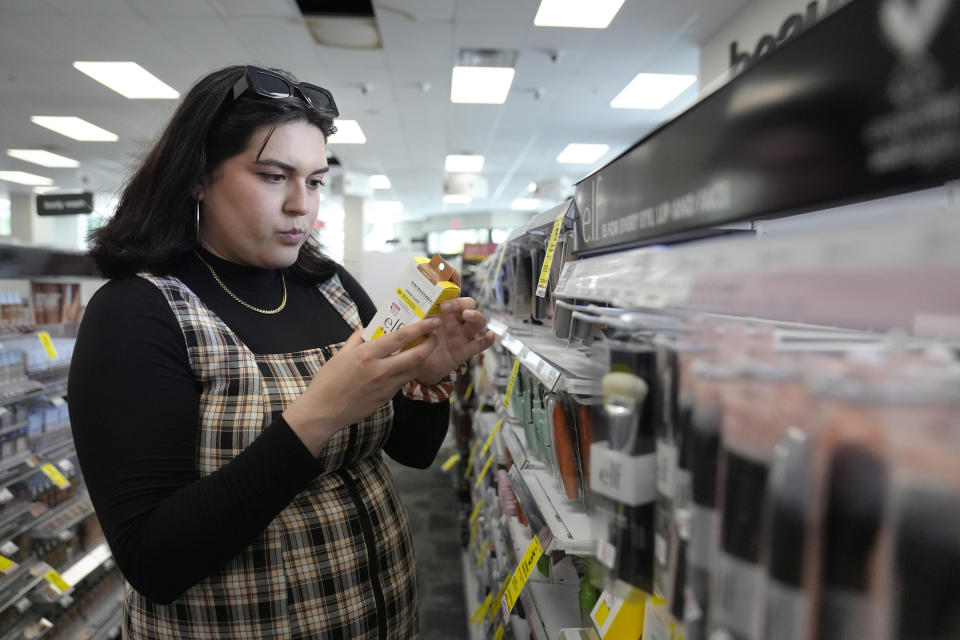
[36, 192, 94, 216]
[574, 0, 960, 253]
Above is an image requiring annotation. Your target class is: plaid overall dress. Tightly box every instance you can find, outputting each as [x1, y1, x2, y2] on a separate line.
[124, 274, 419, 639]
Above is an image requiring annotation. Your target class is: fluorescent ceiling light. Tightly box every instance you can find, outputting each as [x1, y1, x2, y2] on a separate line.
[451, 66, 515, 104]
[374, 200, 403, 216]
[370, 174, 391, 189]
[511, 198, 542, 211]
[445, 154, 485, 173]
[534, 0, 626, 28]
[73, 61, 179, 99]
[328, 119, 366, 144]
[443, 194, 472, 204]
[7, 149, 79, 168]
[0, 171, 54, 186]
[34, 186, 59, 194]
[610, 73, 697, 109]
[556, 143, 609, 164]
[31, 116, 118, 142]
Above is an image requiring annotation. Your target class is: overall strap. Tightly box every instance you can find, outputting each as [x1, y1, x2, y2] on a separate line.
[316, 273, 364, 333]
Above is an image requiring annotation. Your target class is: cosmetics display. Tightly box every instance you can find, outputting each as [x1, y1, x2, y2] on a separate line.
[0, 284, 120, 640]
[454, 168, 960, 640]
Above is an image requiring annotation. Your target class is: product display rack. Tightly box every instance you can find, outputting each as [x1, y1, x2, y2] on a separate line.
[452, 3, 960, 639]
[0, 261, 118, 640]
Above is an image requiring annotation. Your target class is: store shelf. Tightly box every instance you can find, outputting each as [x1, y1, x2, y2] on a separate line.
[0, 420, 28, 439]
[508, 466, 594, 557]
[521, 581, 584, 640]
[0, 614, 54, 640]
[0, 455, 44, 496]
[488, 316, 598, 395]
[0, 501, 47, 544]
[30, 494, 93, 541]
[60, 542, 112, 588]
[0, 560, 46, 615]
[0, 381, 45, 408]
[460, 550, 488, 640]
[51, 580, 123, 640]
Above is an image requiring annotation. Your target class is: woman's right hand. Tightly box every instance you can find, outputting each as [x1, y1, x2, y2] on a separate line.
[282, 318, 442, 455]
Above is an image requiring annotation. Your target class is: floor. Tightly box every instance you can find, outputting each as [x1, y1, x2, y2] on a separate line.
[387, 441, 468, 640]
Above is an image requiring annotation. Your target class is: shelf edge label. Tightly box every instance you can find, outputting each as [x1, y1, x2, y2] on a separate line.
[500, 535, 544, 619]
[480, 418, 504, 458]
[536, 214, 565, 297]
[503, 358, 521, 409]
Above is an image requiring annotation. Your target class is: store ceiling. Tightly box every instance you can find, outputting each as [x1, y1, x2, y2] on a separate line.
[0, 0, 749, 221]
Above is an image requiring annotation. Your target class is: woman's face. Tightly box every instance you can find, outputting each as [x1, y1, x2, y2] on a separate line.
[198, 120, 328, 268]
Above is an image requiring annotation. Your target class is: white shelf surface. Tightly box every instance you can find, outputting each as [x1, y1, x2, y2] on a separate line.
[514, 468, 595, 556]
[521, 581, 584, 640]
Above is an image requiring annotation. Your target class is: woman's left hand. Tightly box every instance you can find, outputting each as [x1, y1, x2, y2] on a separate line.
[414, 297, 496, 385]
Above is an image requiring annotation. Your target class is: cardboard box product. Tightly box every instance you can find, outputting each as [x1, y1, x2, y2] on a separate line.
[362, 254, 461, 347]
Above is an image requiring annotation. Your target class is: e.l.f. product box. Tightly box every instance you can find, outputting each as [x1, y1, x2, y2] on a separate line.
[362, 254, 461, 346]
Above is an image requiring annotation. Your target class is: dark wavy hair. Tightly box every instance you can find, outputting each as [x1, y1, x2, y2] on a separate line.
[88, 65, 338, 281]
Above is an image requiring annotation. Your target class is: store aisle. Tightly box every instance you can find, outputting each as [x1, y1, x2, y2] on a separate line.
[387, 446, 467, 640]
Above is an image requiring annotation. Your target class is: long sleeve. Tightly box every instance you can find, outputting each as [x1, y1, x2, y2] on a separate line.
[338, 267, 452, 468]
[68, 278, 322, 603]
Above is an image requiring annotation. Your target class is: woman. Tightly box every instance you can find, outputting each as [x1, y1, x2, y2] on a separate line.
[68, 65, 494, 639]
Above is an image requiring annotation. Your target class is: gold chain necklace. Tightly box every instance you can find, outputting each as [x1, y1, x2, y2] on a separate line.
[195, 252, 287, 315]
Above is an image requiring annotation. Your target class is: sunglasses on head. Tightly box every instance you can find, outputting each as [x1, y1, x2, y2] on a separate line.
[231, 66, 339, 117]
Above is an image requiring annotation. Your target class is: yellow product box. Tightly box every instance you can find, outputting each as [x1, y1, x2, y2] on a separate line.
[590, 589, 647, 640]
[361, 254, 461, 346]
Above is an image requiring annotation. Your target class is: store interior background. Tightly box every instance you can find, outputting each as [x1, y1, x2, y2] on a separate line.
[0, 0, 891, 304]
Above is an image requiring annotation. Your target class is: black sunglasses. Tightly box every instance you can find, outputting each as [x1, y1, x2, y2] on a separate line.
[231, 66, 339, 117]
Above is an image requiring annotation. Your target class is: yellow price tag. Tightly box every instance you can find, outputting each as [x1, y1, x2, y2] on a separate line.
[493, 623, 504, 640]
[476, 539, 489, 565]
[469, 519, 479, 543]
[0, 555, 16, 573]
[500, 536, 544, 619]
[490, 575, 511, 623]
[37, 332, 58, 360]
[480, 418, 503, 458]
[40, 463, 70, 489]
[536, 214, 565, 297]
[470, 593, 493, 625]
[464, 380, 474, 400]
[469, 499, 484, 525]
[441, 453, 461, 471]
[503, 358, 520, 409]
[475, 454, 495, 487]
[44, 569, 70, 594]
[464, 440, 480, 478]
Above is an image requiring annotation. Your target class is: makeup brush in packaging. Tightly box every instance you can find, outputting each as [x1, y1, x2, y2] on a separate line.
[600, 370, 654, 594]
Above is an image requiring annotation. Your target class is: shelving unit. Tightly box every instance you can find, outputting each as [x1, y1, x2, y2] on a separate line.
[0, 263, 115, 639]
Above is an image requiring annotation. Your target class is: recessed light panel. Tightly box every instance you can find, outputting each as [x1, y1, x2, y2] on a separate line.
[30, 116, 118, 142]
[370, 174, 391, 189]
[445, 155, 485, 173]
[7, 149, 79, 168]
[534, 0, 626, 28]
[610, 73, 697, 110]
[511, 198, 542, 211]
[556, 143, 609, 164]
[73, 61, 179, 99]
[443, 194, 472, 204]
[0, 171, 54, 186]
[450, 67, 515, 104]
[328, 120, 367, 144]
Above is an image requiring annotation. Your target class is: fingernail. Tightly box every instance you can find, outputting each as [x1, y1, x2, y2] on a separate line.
[440, 301, 453, 313]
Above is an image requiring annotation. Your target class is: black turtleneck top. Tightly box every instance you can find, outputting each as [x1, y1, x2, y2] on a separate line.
[67, 249, 449, 603]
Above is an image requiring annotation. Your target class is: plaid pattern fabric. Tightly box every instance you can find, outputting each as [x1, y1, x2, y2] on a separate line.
[125, 273, 418, 639]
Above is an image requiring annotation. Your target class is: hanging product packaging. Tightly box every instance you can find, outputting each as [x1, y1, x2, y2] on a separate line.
[362, 254, 460, 346]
